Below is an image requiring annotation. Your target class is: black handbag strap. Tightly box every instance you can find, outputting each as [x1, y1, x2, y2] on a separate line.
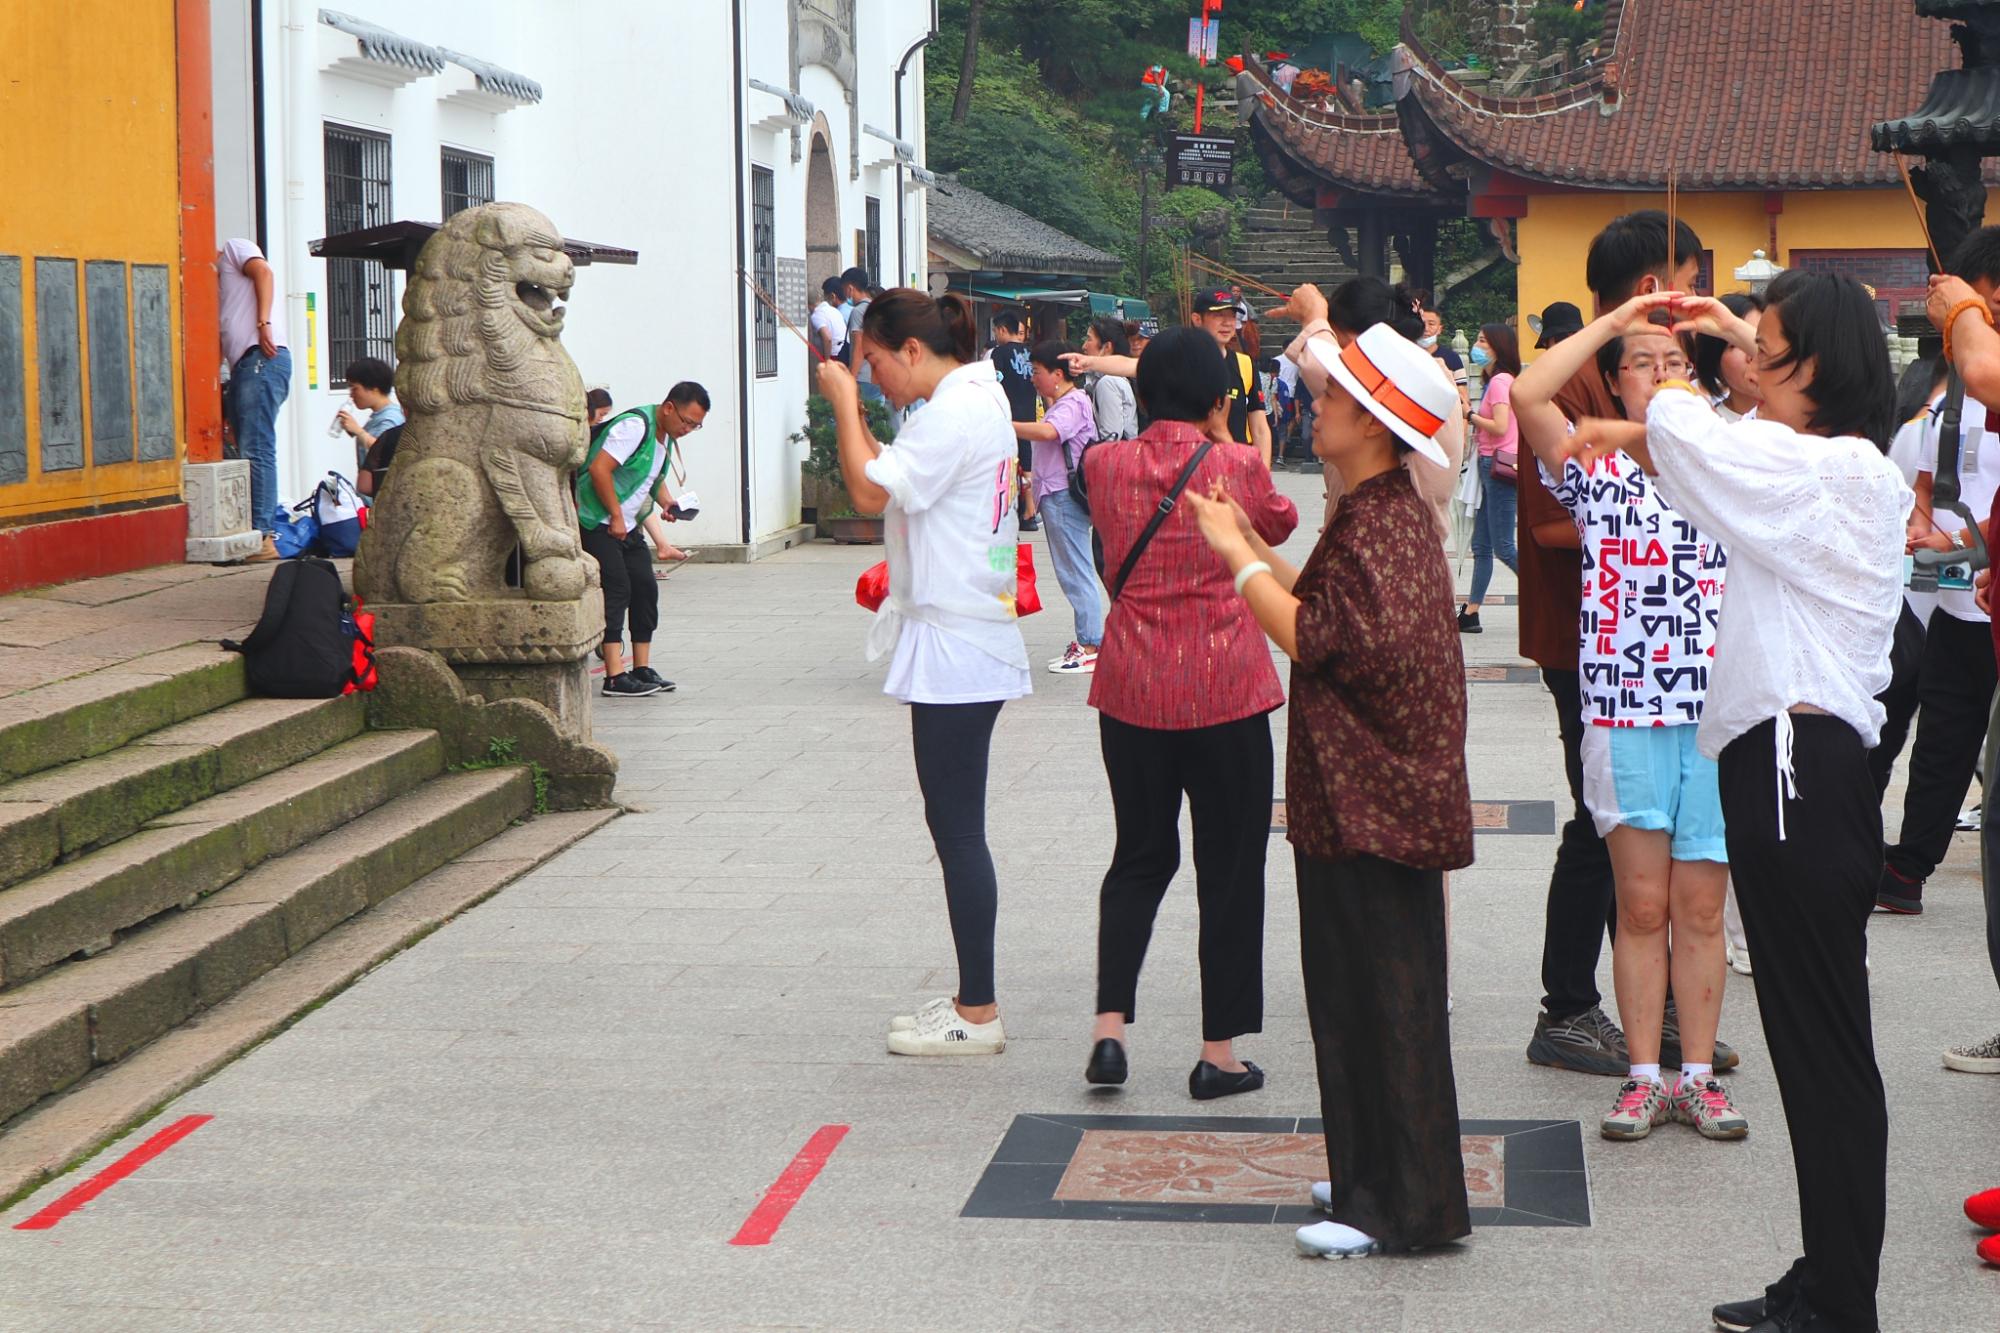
[1111, 441, 1213, 602]
[1915, 370, 1990, 575]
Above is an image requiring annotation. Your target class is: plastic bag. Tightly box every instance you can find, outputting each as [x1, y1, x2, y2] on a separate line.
[271, 505, 319, 559]
[1016, 542, 1041, 617]
[855, 560, 890, 612]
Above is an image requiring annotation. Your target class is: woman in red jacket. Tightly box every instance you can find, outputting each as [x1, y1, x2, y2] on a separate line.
[1080, 325, 1300, 1098]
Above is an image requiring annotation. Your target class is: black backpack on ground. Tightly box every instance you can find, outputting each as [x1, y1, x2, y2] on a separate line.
[221, 558, 358, 698]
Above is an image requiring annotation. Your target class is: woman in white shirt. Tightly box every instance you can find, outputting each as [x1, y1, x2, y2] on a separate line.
[818, 289, 1029, 1058]
[1560, 272, 1906, 1333]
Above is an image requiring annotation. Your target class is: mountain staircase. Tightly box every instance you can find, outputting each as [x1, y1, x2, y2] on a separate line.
[1228, 192, 1359, 352]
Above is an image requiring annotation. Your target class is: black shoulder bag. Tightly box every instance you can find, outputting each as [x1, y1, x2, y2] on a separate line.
[1109, 441, 1214, 601]
[1911, 370, 1991, 591]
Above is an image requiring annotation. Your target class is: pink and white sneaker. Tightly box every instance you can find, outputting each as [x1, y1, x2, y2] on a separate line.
[1600, 1077, 1669, 1141]
[1670, 1076, 1749, 1139]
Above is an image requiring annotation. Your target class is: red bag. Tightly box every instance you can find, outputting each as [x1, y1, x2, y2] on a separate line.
[855, 560, 890, 612]
[1015, 542, 1041, 617]
[854, 547, 1041, 616]
[343, 607, 377, 694]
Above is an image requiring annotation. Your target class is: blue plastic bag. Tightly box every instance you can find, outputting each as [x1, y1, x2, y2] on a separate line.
[271, 504, 319, 559]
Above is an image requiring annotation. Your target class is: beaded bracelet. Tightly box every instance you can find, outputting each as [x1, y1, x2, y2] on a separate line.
[1942, 297, 1994, 364]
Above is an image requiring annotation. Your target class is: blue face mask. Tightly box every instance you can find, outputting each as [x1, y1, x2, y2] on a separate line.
[1469, 345, 1492, 367]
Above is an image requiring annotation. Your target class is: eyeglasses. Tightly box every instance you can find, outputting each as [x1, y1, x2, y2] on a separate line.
[1619, 354, 1690, 376]
[670, 406, 704, 432]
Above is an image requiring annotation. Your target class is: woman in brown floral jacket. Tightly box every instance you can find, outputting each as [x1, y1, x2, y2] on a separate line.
[1188, 322, 1475, 1260]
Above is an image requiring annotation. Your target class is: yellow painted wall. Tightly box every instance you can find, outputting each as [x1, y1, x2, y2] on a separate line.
[0, 0, 184, 520]
[1514, 187, 2000, 333]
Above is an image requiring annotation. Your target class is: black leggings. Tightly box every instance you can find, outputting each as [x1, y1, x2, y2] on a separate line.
[911, 701, 1004, 1007]
[581, 524, 658, 648]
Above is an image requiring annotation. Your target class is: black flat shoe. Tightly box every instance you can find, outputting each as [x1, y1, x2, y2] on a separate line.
[1085, 1038, 1127, 1086]
[1712, 1296, 1766, 1332]
[1188, 1059, 1264, 1101]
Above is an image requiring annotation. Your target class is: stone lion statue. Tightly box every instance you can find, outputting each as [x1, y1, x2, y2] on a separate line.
[354, 202, 597, 605]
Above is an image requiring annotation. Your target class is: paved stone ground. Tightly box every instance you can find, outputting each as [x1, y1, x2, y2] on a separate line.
[1, 469, 1995, 1330]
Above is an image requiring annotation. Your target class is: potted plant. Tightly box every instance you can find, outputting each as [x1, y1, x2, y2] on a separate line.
[796, 394, 895, 542]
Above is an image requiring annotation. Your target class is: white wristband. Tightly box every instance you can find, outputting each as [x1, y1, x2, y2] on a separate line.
[1233, 560, 1273, 595]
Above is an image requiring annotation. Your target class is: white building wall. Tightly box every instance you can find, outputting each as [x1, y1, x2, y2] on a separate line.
[217, 0, 935, 553]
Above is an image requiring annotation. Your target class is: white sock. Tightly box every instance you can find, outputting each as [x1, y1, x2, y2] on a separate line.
[1629, 1063, 1661, 1084]
[1679, 1062, 1713, 1091]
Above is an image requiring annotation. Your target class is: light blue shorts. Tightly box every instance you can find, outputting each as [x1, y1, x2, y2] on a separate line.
[1579, 724, 1727, 863]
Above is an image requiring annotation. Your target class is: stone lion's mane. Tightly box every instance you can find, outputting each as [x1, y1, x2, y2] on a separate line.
[395, 210, 567, 413]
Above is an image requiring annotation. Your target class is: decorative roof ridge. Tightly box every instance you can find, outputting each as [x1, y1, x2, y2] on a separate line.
[1240, 57, 1404, 134]
[1397, 0, 1629, 116]
[317, 8, 446, 75]
[437, 47, 543, 104]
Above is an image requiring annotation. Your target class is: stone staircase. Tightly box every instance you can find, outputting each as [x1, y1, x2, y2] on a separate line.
[0, 642, 610, 1186]
[1229, 193, 1358, 353]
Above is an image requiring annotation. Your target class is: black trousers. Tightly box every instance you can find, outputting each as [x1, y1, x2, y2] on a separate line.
[580, 525, 659, 649]
[1982, 692, 2000, 992]
[911, 701, 1004, 1008]
[1886, 608, 1997, 882]
[1095, 712, 1271, 1041]
[1720, 716, 1886, 1333]
[1297, 850, 1469, 1250]
[1867, 601, 1927, 796]
[1538, 668, 1618, 1019]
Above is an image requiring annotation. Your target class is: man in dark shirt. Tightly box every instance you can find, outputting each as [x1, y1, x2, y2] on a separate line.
[1521, 215, 1709, 1079]
[990, 307, 1039, 529]
[1192, 289, 1272, 466]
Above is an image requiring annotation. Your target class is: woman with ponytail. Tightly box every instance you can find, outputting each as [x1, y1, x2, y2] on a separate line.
[818, 288, 1029, 1057]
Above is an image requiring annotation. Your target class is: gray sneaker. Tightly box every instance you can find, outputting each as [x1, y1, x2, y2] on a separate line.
[1944, 1032, 2000, 1073]
[1660, 1000, 1741, 1072]
[1527, 1004, 1630, 1077]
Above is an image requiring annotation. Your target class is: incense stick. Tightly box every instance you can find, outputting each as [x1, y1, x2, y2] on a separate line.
[1663, 164, 1678, 289]
[738, 269, 827, 362]
[1187, 253, 1289, 301]
[1894, 152, 1946, 272]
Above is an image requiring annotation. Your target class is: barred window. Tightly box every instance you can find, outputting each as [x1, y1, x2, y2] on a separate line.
[324, 124, 395, 382]
[1791, 249, 1930, 324]
[864, 196, 882, 287]
[441, 148, 495, 218]
[752, 165, 777, 378]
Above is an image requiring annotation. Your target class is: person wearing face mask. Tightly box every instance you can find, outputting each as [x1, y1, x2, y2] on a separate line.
[1420, 302, 1470, 421]
[1459, 324, 1522, 634]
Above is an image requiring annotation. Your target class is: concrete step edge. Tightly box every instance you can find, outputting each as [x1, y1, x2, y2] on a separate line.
[0, 729, 444, 990]
[0, 694, 369, 892]
[0, 806, 618, 1211]
[0, 767, 531, 1122]
[0, 648, 248, 786]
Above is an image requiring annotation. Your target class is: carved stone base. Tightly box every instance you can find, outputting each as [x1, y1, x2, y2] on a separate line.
[367, 646, 618, 810]
[367, 590, 604, 742]
[183, 460, 262, 564]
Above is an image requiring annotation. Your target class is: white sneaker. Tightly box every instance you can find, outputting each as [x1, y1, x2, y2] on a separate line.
[1047, 641, 1081, 670]
[888, 996, 955, 1034]
[1049, 645, 1098, 675]
[1310, 1180, 1333, 1212]
[1725, 937, 1753, 977]
[1957, 804, 1983, 832]
[886, 1001, 1006, 1056]
[1295, 1220, 1381, 1258]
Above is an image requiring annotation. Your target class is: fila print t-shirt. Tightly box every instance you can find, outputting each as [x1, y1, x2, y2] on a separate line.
[1542, 451, 1725, 727]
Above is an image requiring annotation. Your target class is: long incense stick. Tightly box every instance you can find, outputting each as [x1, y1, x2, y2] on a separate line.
[1894, 151, 1946, 272]
[1188, 253, 1289, 301]
[1663, 164, 1678, 288]
[739, 269, 827, 362]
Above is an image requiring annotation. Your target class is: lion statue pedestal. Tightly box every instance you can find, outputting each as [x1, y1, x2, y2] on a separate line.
[354, 202, 616, 806]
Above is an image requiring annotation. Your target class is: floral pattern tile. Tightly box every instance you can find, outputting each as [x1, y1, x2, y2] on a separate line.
[1052, 1130, 1505, 1206]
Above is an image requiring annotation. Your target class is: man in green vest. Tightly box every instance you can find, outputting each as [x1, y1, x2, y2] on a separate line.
[578, 380, 709, 697]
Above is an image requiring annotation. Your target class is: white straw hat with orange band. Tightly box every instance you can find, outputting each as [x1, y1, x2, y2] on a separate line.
[1305, 324, 1455, 468]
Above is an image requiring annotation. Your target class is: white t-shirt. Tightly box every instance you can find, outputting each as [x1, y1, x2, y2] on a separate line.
[863, 361, 1030, 705]
[218, 238, 289, 366]
[810, 300, 847, 358]
[1541, 449, 1726, 727]
[599, 416, 670, 531]
[1887, 402, 1941, 624]
[1915, 392, 1999, 622]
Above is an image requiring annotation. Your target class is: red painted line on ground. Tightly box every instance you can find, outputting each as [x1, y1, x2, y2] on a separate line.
[12, 1114, 213, 1231]
[728, 1124, 849, 1247]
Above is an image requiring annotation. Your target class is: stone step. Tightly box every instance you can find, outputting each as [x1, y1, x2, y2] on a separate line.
[0, 694, 367, 891]
[0, 646, 247, 785]
[0, 729, 444, 990]
[0, 766, 530, 1125]
[0, 807, 615, 1203]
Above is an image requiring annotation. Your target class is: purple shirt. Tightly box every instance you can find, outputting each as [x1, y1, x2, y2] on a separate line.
[1033, 390, 1095, 499]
